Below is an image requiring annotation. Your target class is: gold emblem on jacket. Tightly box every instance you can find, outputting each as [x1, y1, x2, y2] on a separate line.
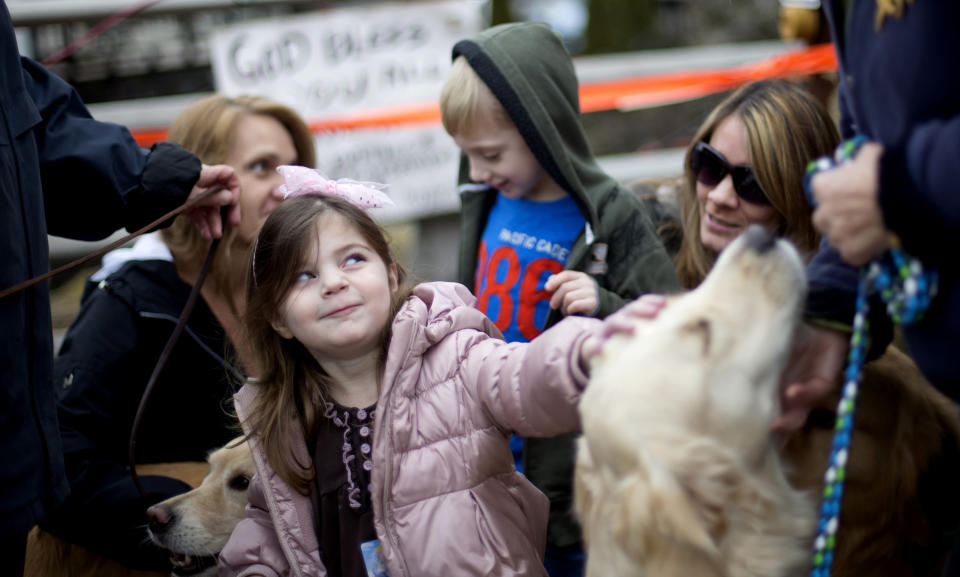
[875, 0, 914, 31]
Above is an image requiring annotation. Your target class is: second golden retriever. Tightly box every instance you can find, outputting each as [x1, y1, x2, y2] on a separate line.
[146, 437, 254, 577]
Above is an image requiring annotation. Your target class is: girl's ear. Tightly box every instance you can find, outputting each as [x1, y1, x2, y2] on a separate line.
[271, 317, 294, 340]
[388, 263, 399, 294]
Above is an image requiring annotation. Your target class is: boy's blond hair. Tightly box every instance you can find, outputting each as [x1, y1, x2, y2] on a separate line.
[439, 56, 512, 136]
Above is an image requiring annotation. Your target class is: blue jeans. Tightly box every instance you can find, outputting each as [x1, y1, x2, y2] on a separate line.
[543, 542, 586, 577]
[509, 434, 524, 472]
[513, 435, 586, 576]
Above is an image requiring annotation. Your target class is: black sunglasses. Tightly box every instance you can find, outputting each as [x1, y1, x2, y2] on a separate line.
[689, 141, 770, 206]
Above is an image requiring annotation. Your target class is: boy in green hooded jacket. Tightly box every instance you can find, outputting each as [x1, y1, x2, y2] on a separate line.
[439, 21, 680, 575]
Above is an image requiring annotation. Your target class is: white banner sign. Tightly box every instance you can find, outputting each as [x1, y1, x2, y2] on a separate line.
[312, 126, 463, 221]
[209, 1, 484, 221]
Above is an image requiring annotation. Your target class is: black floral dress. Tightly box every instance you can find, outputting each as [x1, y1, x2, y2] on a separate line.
[312, 401, 377, 577]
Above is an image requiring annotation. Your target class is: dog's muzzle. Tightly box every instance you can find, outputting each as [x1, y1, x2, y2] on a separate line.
[743, 224, 776, 253]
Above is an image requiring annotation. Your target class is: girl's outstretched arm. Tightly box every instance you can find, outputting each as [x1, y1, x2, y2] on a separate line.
[464, 315, 601, 438]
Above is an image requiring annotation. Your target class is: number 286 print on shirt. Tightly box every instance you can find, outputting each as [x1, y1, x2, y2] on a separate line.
[474, 240, 564, 342]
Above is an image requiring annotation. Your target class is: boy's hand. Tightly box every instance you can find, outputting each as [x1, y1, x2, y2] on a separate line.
[184, 164, 242, 239]
[545, 271, 599, 316]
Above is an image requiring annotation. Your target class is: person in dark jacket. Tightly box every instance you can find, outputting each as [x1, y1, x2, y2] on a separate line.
[806, 0, 960, 396]
[790, 3, 960, 574]
[41, 94, 315, 571]
[0, 2, 239, 573]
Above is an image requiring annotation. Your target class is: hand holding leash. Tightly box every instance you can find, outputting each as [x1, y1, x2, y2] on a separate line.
[184, 163, 242, 239]
[0, 164, 240, 301]
[807, 138, 889, 266]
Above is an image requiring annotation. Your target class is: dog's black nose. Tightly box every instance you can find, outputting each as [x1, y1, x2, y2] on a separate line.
[146, 505, 173, 535]
[743, 224, 775, 253]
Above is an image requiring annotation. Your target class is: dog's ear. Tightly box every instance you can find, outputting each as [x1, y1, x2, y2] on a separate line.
[670, 438, 740, 542]
[618, 462, 727, 577]
[610, 444, 732, 570]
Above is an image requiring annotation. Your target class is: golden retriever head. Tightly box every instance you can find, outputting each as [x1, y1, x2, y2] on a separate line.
[576, 226, 814, 577]
[146, 438, 254, 577]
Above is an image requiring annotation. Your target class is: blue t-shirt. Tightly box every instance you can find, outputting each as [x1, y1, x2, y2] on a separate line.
[475, 192, 586, 343]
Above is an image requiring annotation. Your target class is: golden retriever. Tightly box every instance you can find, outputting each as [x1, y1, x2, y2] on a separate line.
[575, 222, 960, 576]
[145, 437, 254, 577]
[24, 438, 253, 577]
[576, 226, 815, 577]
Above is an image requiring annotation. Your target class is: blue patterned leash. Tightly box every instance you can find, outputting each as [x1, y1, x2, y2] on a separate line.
[803, 136, 938, 577]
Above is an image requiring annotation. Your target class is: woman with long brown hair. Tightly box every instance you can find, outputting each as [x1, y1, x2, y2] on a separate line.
[673, 79, 839, 288]
[42, 94, 315, 572]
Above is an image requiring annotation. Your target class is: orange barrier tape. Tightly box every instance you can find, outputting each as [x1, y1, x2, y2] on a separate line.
[580, 42, 836, 111]
[131, 43, 837, 147]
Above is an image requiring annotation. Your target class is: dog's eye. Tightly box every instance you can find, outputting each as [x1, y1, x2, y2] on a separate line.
[229, 475, 250, 491]
[807, 408, 837, 430]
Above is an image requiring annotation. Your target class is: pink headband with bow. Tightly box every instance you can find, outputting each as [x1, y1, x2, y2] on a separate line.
[252, 166, 393, 287]
[276, 165, 394, 208]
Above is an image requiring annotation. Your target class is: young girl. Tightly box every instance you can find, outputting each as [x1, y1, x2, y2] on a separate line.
[219, 166, 603, 577]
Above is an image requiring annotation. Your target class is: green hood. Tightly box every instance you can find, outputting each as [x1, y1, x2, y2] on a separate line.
[453, 21, 615, 227]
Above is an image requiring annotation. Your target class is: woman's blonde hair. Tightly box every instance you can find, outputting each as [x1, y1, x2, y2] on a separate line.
[674, 80, 840, 288]
[242, 195, 410, 493]
[161, 94, 316, 312]
[439, 55, 511, 136]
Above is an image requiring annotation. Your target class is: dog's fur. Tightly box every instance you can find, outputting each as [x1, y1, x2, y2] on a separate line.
[575, 225, 960, 576]
[146, 437, 254, 577]
[24, 439, 253, 577]
[782, 346, 960, 577]
[576, 228, 816, 577]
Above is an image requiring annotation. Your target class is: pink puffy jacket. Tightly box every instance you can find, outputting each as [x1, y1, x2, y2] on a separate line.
[219, 282, 598, 577]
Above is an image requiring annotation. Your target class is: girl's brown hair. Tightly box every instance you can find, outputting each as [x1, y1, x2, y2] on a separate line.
[674, 80, 840, 288]
[242, 195, 410, 493]
[161, 94, 316, 313]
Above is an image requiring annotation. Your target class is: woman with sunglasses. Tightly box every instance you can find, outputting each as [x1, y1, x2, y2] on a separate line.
[674, 79, 839, 288]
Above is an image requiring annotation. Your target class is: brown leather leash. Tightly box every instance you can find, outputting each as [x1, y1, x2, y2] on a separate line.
[0, 186, 223, 300]
[128, 224, 222, 503]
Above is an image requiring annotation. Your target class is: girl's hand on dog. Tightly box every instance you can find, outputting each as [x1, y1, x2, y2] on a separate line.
[585, 294, 668, 358]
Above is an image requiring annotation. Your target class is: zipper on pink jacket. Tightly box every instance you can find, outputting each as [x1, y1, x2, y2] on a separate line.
[375, 324, 418, 577]
[236, 386, 313, 577]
